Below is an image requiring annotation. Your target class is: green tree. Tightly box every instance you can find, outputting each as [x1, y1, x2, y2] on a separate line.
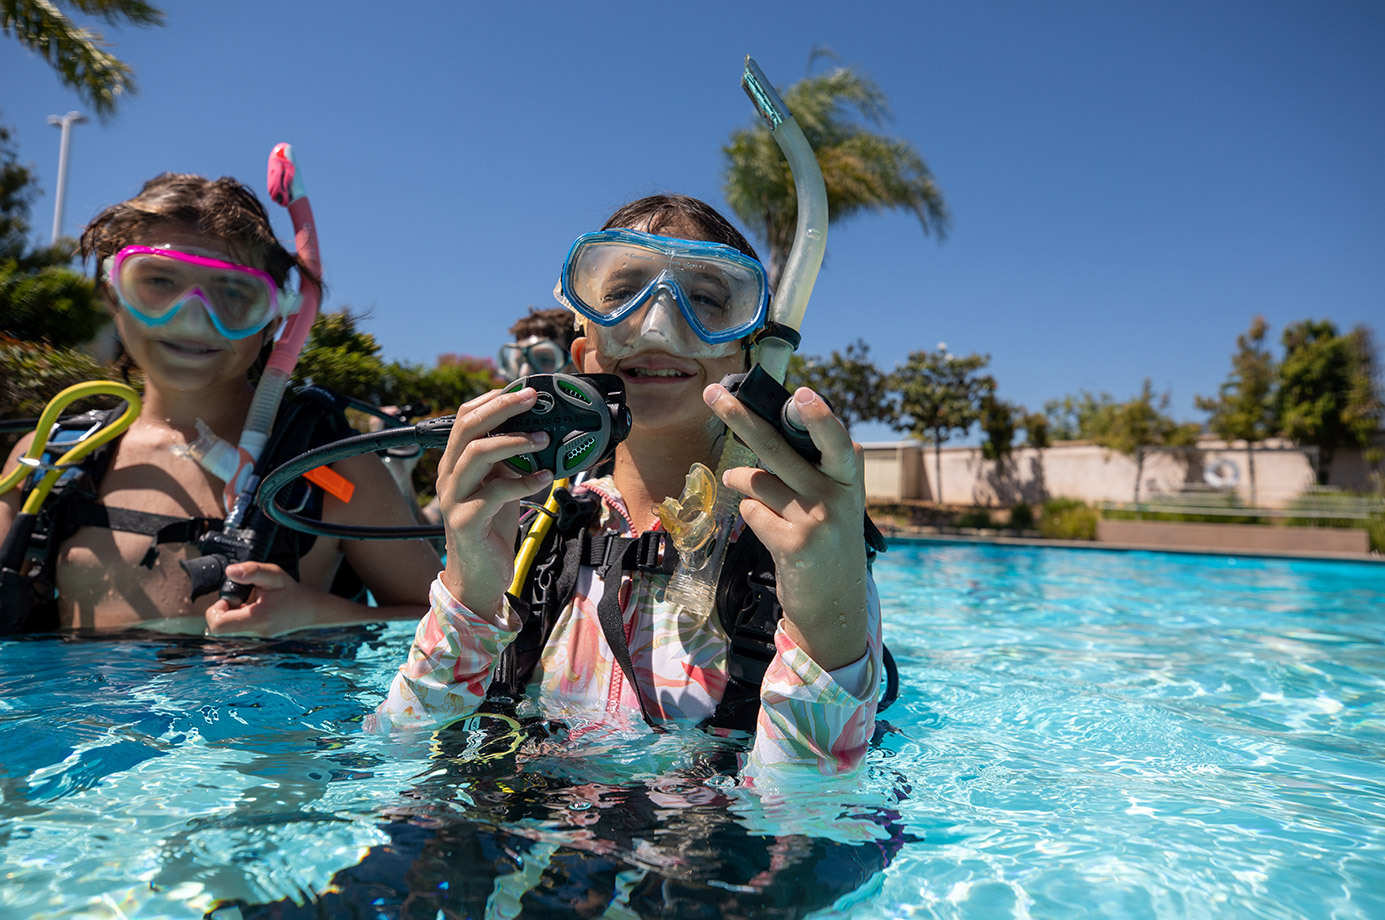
[1021, 409, 1051, 499]
[0, 120, 102, 347]
[0, 259, 104, 346]
[1277, 319, 1383, 484]
[2, 0, 165, 117]
[292, 308, 387, 398]
[1093, 379, 1200, 502]
[722, 59, 949, 286]
[979, 394, 1019, 471]
[796, 337, 890, 433]
[1343, 325, 1384, 488]
[1194, 315, 1278, 504]
[1043, 391, 1115, 442]
[1, 117, 107, 429]
[889, 344, 993, 505]
[0, 120, 36, 258]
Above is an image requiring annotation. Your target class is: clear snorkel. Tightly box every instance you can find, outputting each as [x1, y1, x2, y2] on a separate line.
[660, 56, 829, 617]
[177, 143, 322, 515]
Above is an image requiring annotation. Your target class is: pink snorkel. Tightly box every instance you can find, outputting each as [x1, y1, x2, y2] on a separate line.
[178, 143, 321, 513]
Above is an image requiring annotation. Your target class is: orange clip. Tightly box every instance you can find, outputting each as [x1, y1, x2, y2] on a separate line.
[304, 464, 355, 503]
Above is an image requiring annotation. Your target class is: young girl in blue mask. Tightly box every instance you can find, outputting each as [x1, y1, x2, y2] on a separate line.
[373, 195, 881, 779]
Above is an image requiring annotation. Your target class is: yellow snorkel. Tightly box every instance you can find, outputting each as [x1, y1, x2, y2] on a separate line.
[661, 56, 829, 616]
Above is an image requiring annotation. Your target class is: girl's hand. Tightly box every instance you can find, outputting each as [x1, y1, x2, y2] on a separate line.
[704, 383, 868, 671]
[205, 561, 338, 636]
[436, 387, 553, 622]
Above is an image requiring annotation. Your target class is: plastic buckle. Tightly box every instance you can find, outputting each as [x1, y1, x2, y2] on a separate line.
[634, 532, 676, 574]
[17, 456, 75, 474]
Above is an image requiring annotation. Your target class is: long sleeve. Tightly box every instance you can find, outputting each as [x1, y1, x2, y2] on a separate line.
[745, 575, 883, 780]
[365, 576, 518, 733]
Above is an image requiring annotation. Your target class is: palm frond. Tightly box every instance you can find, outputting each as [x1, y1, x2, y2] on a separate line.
[59, 0, 164, 28]
[1, 0, 152, 117]
[722, 62, 949, 284]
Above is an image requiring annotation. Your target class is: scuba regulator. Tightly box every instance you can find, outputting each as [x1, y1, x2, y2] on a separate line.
[494, 374, 631, 478]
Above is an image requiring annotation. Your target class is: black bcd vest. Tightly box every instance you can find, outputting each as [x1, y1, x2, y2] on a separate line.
[0, 386, 363, 634]
[485, 486, 893, 733]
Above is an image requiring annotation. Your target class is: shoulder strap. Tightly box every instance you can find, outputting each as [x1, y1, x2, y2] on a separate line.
[66, 503, 223, 568]
[592, 549, 663, 729]
[491, 489, 603, 699]
[250, 385, 360, 588]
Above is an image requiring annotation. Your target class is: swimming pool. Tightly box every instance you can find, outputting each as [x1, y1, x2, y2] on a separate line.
[2, 541, 1382, 918]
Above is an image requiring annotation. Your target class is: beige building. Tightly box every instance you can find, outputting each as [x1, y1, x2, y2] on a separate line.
[862, 436, 1383, 510]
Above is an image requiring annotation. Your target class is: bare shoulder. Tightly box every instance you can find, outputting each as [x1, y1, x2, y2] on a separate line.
[322, 450, 422, 525]
[1, 430, 41, 527]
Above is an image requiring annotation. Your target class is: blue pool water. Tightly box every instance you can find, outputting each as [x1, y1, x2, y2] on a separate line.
[1, 541, 1383, 919]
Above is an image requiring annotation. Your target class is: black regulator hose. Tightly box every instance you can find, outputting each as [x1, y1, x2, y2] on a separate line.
[255, 373, 630, 542]
[257, 416, 454, 540]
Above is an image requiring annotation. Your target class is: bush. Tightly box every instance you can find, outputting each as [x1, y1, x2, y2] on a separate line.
[1281, 491, 1385, 554]
[1009, 502, 1034, 530]
[0, 340, 131, 456]
[956, 508, 993, 529]
[1283, 491, 1381, 529]
[1103, 492, 1264, 525]
[1040, 498, 1098, 540]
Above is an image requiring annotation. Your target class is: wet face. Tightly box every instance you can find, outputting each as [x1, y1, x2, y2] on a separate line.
[104, 223, 278, 395]
[570, 218, 747, 437]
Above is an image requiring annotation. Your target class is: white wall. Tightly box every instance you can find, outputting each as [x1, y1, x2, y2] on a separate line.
[863, 436, 1381, 509]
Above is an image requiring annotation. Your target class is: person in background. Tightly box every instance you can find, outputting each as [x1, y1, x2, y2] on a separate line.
[498, 306, 577, 379]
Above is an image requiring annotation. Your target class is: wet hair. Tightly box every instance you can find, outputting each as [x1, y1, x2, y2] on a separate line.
[79, 173, 309, 289]
[509, 307, 577, 351]
[600, 194, 761, 263]
[79, 174, 315, 381]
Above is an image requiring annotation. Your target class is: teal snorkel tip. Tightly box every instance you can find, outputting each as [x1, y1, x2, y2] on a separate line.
[741, 56, 785, 131]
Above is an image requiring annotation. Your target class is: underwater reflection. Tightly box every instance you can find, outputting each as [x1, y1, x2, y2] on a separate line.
[214, 718, 909, 919]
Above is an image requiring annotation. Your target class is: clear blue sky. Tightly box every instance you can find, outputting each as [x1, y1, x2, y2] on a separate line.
[4, 0, 1382, 443]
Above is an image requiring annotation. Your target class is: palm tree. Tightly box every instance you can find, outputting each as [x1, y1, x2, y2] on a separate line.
[722, 61, 949, 286]
[2, 0, 165, 118]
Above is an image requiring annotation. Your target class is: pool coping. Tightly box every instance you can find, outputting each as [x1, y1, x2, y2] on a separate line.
[879, 528, 1385, 565]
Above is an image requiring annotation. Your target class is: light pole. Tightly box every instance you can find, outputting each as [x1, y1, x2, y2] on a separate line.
[47, 110, 86, 245]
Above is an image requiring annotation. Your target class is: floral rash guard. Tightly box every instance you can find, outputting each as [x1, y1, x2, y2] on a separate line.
[370, 475, 882, 778]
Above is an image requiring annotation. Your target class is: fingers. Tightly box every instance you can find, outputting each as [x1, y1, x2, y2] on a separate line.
[205, 599, 260, 636]
[722, 466, 799, 517]
[704, 383, 858, 491]
[787, 387, 858, 485]
[440, 386, 538, 471]
[446, 431, 550, 500]
[224, 561, 293, 590]
[469, 468, 553, 508]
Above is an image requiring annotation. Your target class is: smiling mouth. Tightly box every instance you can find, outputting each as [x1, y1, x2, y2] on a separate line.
[160, 340, 221, 356]
[624, 367, 692, 379]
